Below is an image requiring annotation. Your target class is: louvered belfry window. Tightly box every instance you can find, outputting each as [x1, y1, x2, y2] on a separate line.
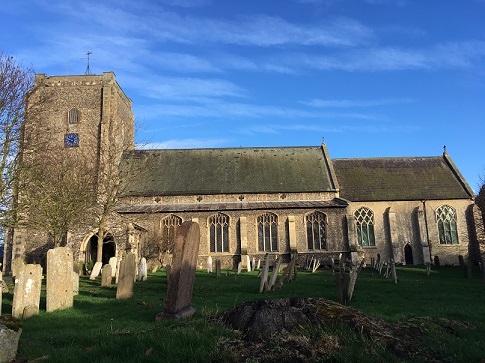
[68, 107, 78, 124]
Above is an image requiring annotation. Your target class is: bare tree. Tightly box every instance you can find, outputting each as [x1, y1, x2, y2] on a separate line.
[140, 225, 175, 267]
[0, 52, 34, 228]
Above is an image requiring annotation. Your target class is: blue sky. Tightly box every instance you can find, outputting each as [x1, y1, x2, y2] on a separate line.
[1, 0, 484, 192]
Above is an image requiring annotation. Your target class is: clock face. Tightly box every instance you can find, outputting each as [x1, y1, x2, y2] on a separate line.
[64, 133, 79, 147]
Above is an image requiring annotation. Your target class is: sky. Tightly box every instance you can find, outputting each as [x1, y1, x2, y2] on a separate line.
[1, 0, 484, 192]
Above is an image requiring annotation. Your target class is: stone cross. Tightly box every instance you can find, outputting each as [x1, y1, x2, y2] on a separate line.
[46, 247, 74, 313]
[138, 257, 147, 281]
[12, 264, 43, 319]
[156, 221, 200, 320]
[101, 264, 113, 287]
[116, 252, 136, 299]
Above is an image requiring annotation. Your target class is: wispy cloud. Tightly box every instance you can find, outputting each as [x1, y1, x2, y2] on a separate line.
[302, 98, 415, 108]
[140, 138, 229, 149]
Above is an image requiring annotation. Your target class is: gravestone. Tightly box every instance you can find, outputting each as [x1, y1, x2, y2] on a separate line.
[252, 257, 256, 270]
[116, 252, 136, 299]
[12, 264, 42, 319]
[151, 265, 159, 273]
[0, 315, 22, 363]
[241, 254, 251, 272]
[72, 271, 79, 295]
[115, 258, 122, 284]
[237, 261, 242, 275]
[46, 247, 74, 312]
[207, 256, 213, 273]
[138, 257, 147, 281]
[166, 264, 171, 280]
[259, 254, 270, 293]
[11, 258, 24, 280]
[108, 257, 117, 277]
[215, 259, 221, 278]
[256, 259, 261, 270]
[101, 264, 113, 287]
[156, 221, 200, 320]
[90, 261, 103, 280]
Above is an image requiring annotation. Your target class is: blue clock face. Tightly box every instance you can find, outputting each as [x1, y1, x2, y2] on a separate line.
[64, 133, 79, 147]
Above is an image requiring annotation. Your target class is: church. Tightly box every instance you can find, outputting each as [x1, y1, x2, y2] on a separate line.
[2, 72, 482, 274]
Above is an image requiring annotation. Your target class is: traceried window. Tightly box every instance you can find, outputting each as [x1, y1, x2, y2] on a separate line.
[354, 207, 375, 247]
[68, 108, 79, 124]
[306, 211, 327, 250]
[258, 212, 278, 252]
[160, 215, 182, 251]
[436, 205, 459, 245]
[209, 213, 229, 253]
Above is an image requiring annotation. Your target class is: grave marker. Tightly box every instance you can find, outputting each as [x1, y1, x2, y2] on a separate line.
[12, 264, 42, 319]
[138, 257, 147, 281]
[46, 247, 74, 312]
[116, 252, 136, 299]
[101, 264, 113, 287]
[90, 261, 103, 280]
[156, 221, 200, 320]
[207, 256, 213, 273]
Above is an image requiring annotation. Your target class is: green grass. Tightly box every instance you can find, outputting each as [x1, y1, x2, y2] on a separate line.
[2, 265, 485, 362]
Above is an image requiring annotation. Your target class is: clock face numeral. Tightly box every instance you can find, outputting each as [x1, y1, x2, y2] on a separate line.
[64, 133, 79, 147]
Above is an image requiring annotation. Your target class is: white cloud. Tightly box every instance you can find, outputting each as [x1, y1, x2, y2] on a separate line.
[302, 98, 415, 108]
[139, 138, 228, 149]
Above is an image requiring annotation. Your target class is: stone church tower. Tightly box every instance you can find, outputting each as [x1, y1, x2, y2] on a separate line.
[3, 72, 135, 273]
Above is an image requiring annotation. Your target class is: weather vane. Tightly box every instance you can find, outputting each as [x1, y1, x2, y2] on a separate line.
[81, 51, 95, 75]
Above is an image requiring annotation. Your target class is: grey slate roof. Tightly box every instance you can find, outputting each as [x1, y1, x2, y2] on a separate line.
[332, 154, 474, 202]
[120, 146, 336, 196]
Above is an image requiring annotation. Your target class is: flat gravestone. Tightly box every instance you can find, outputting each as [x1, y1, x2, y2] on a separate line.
[138, 257, 147, 281]
[109, 257, 117, 277]
[116, 253, 136, 299]
[12, 264, 43, 319]
[90, 261, 103, 280]
[101, 264, 113, 287]
[156, 221, 200, 320]
[46, 247, 74, 312]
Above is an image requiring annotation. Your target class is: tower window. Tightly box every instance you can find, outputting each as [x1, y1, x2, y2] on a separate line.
[68, 108, 79, 124]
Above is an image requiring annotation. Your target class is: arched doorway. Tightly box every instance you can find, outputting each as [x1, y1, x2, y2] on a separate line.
[85, 233, 116, 265]
[404, 244, 414, 265]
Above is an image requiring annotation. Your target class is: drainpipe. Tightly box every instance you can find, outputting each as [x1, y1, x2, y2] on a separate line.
[422, 200, 432, 262]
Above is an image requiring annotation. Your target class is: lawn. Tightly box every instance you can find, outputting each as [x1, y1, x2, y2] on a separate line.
[2, 265, 485, 362]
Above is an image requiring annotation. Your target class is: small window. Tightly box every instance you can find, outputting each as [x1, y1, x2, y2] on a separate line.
[436, 205, 459, 245]
[209, 213, 229, 253]
[68, 108, 79, 124]
[354, 207, 375, 247]
[258, 212, 278, 252]
[306, 211, 327, 250]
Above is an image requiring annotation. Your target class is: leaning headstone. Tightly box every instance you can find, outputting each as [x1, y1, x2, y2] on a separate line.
[0, 315, 22, 363]
[90, 261, 103, 280]
[101, 264, 113, 287]
[156, 221, 200, 320]
[256, 259, 261, 270]
[46, 247, 74, 313]
[259, 254, 270, 293]
[151, 265, 159, 273]
[116, 252, 136, 299]
[108, 257, 117, 278]
[207, 256, 213, 273]
[12, 264, 42, 319]
[268, 258, 282, 290]
[138, 257, 147, 281]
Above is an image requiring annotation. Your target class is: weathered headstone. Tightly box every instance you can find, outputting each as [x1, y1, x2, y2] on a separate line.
[241, 254, 251, 272]
[115, 258, 122, 284]
[108, 257, 117, 277]
[11, 258, 24, 280]
[156, 221, 200, 320]
[215, 259, 221, 278]
[256, 259, 261, 270]
[12, 264, 42, 319]
[0, 315, 22, 363]
[252, 257, 256, 271]
[259, 254, 270, 293]
[116, 252, 136, 299]
[237, 261, 242, 275]
[90, 261, 103, 280]
[138, 257, 147, 281]
[46, 247, 74, 312]
[151, 265, 159, 273]
[101, 264, 113, 287]
[207, 256, 213, 273]
[268, 258, 282, 290]
[72, 271, 79, 295]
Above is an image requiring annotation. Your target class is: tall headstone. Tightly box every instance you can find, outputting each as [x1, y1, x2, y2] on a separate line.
[108, 257, 117, 277]
[46, 247, 74, 312]
[138, 257, 147, 281]
[101, 264, 113, 287]
[207, 256, 213, 273]
[156, 221, 200, 320]
[90, 261, 103, 280]
[237, 261, 242, 275]
[12, 264, 43, 319]
[215, 259, 221, 278]
[116, 252, 136, 299]
[72, 271, 79, 295]
[11, 258, 24, 279]
[115, 258, 122, 284]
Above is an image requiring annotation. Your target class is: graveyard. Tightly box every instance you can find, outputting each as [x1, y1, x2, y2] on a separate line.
[1, 260, 485, 363]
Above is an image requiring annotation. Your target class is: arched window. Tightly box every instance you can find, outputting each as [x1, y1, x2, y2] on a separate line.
[354, 207, 375, 247]
[68, 108, 79, 124]
[209, 213, 229, 253]
[436, 205, 459, 245]
[160, 215, 182, 251]
[306, 211, 327, 250]
[258, 212, 278, 252]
